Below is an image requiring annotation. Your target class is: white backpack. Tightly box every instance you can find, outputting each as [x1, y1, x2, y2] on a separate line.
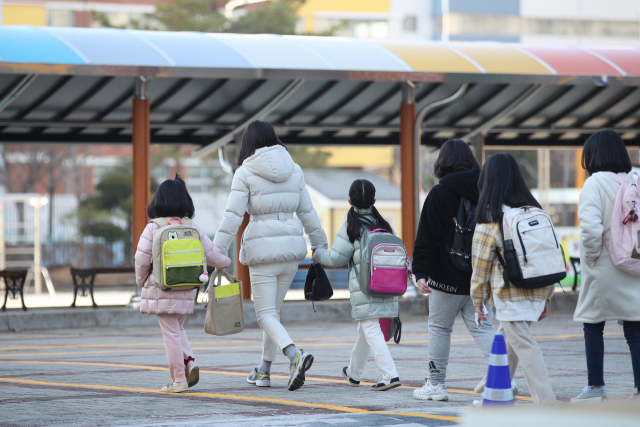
[497, 206, 566, 289]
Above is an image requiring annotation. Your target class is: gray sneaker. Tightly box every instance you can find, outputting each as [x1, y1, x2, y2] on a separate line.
[570, 386, 608, 403]
[247, 367, 271, 387]
[185, 361, 199, 388]
[288, 349, 314, 391]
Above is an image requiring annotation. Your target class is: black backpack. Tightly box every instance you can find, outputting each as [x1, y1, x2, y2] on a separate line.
[304, 263, 333, 312]
[449, 197, 477, 272]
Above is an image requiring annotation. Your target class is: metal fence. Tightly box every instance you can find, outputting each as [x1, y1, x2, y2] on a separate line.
[1, 191, 231, 268]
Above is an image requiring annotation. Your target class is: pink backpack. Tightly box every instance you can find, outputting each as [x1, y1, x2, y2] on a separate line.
[607, 171, 640, 276]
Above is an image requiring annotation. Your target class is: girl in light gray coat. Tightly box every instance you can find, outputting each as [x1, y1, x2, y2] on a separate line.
[214, 121, 327, 392]
[314, 179, 401, 391]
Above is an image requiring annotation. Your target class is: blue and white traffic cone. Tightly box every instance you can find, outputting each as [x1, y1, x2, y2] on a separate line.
[482, 334, 514, 407]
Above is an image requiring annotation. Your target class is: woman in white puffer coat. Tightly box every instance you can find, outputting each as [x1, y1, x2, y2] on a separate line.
[214, 120, 327, 392]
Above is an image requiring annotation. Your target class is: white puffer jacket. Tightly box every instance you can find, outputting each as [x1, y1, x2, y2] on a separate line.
[214, 145, 327, 266]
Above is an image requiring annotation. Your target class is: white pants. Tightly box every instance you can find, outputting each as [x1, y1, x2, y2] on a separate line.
[250, 260, 298, 362]
[348, 318, 399, 382]
[501, 320, 557, 405]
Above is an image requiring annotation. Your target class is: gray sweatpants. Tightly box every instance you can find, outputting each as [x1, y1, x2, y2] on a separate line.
[427, 289, 495, 385]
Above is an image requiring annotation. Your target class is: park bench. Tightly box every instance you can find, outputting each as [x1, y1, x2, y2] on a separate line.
[0, 270, 29, 311]
[70, 266, 210, 308]
[70, 267, 135, 308]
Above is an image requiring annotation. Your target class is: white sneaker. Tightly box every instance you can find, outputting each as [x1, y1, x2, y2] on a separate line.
[570, 386, 608, 404]
[413, 380, 449, 401]
[472, 399, 483, 408]
[161, 381, 188, 393]
[247, 367, 271, 387]
[629, 388, 638, 400]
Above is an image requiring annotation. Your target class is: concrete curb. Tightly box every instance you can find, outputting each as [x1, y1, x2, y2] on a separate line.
[0, 292, 577, 332]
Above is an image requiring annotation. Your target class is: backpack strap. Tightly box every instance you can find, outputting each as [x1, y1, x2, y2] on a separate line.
[605, 171, 626, 185]
[393, 316, 402, 344]
[349, 259, 359, 276]
[496, 223, 511, 287]
[149, 218, 169, 227]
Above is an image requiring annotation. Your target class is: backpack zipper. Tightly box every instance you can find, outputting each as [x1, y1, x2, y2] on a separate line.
[166, 261, 203, 268]
[370, 244, 407, 275]
[515, 214, 559, 263]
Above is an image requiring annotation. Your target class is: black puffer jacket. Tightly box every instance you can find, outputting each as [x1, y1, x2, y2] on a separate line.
[412, 167, 480, 295]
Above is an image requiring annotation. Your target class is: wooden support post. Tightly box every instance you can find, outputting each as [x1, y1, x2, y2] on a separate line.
[132, 77, 150, 255]
[400, 83, 416, 257]
[236, 213, 251, 299]
[575, 149, 586, 225]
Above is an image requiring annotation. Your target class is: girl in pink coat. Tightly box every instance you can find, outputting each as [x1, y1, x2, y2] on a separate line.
[134, 174, 231, 393]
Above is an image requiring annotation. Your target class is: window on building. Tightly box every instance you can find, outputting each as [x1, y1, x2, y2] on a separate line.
[439, 14, 640, 39]
[47, 10, 75, 27]
[315, 19, 389, 39]
[403, 15, 417, 33]
[186, 165, 228, 193]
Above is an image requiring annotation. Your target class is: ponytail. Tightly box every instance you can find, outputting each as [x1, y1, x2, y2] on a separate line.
[345, 179, 393, 243]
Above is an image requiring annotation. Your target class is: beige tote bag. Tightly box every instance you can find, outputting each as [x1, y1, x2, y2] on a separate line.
[204, 270, 244, 336]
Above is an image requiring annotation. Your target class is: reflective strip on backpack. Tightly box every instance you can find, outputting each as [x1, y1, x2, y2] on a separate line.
[165, 250, 202, 255]
[165, 262, 203, 267]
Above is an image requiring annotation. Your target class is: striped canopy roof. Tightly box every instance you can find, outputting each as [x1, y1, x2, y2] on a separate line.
[2, 26, 640, 148]
[1, 26, 639, 78]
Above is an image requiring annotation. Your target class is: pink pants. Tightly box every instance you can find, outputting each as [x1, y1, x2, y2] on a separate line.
[157, 314, 193, 382]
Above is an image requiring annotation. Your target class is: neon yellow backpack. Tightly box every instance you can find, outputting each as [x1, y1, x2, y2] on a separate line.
[150, 217, 208, 290]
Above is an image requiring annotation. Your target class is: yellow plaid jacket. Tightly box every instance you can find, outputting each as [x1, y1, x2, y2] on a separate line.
[470, 222, 554, 307]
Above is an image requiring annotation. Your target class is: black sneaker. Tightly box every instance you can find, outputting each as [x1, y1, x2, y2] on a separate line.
[370, 376, 401, 391]
[342, 367, 360, 387]
[288, 349, 314, 391]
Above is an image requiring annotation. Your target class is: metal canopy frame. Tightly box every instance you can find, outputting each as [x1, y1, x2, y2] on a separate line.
[2, 75, 640, 147]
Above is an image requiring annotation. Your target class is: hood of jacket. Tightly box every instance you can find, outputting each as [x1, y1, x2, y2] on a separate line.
[591, 171, 628, 203]
[439, 167, 481, 202]
[242, 145, 294, 183]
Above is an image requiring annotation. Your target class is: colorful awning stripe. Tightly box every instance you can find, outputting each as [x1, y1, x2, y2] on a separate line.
[1, 26, 639, 77]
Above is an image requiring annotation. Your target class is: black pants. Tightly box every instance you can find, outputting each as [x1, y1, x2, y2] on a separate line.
[583, 321, 640, 389]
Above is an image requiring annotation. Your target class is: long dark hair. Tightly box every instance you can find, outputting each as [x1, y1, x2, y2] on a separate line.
[582, 129, 631, 175]
[346, 179, 393, 243]
[475, 153, 541, 224]
[236, 120, 286, 165]
[433, 139, 480, 179]
[147, 173, 195, 219]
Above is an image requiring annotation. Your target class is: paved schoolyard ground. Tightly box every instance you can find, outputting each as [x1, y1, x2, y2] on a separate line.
[0, 311, 635, 427]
